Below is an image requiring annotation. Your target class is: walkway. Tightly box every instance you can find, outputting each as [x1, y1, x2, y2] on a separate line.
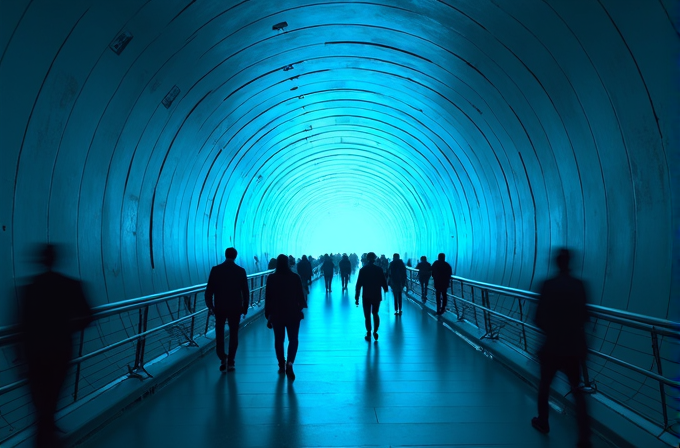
[77, 275, 612, 448]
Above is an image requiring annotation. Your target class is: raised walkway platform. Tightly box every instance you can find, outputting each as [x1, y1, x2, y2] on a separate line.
[71, 275, 615, 448]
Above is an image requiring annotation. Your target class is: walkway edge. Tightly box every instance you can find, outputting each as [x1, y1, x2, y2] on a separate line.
[3, 306, 265, 448]
[405, 292, 675, 448]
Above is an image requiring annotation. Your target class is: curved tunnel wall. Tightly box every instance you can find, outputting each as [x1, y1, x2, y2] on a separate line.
[1, 1, 678, 329]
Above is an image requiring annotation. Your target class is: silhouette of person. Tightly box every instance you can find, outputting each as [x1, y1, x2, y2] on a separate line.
[268, 257, 277, 270]
[378, 254, 389, 278]
[205, 247, 250, 372]
[322, 254, 335, 292]
[431, 253, 452, 315]
[20, 244, 93, 448]
[355, 252, 388, 341]
[339, 254, 351, 291]
[265, 254, 307, 380]
[296, 255, 312, 293]
[388, 253, 407, 315]
[532, 248, 591, 448]
[415, 256, 432, 302]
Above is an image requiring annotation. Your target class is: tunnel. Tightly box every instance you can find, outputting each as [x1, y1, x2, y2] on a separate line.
[1, 0, 679, 446]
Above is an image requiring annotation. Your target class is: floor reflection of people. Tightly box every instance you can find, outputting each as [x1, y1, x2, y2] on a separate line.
[20, 244, 93, 448]
[268, 377, 300, 447]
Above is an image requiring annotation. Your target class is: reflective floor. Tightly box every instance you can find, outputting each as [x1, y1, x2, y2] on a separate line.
[77, 276, 612, 448]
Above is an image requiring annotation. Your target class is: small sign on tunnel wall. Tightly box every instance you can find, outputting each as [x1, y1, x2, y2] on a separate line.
[109, 30, 133, 55]
[162, 86, 181, 108]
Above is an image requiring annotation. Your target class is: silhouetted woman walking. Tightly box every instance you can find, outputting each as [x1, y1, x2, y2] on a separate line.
[265, 254, 307, 380]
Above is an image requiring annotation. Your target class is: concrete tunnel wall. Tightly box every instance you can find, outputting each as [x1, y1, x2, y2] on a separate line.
[1, 0, 678, 333]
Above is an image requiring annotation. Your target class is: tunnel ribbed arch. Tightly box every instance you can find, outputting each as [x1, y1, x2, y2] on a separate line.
[0, 0, 676, 329]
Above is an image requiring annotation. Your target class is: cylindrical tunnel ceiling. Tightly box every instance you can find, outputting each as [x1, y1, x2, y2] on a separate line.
[0, 1, 678, 329]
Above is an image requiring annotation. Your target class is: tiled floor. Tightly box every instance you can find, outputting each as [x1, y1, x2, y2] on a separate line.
[77, 276, 613, 447]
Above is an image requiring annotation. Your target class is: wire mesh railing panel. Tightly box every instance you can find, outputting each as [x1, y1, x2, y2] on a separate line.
[404, 268, 679, 437]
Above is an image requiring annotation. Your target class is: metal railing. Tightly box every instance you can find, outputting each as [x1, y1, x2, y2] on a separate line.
[405, 267, 680, 438]
[0, 265, 321, 444]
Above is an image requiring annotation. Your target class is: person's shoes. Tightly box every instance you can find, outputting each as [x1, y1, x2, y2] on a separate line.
[373, 331, 379, 341]
[531, 417, 550, 434]
[395, 311, 399, 315]
[398, 310, 403, 315]
[365, 332, 371, 341]
[286, 362, 295, 380]
[278, 360, 286, 375]
[227, 364, 235, 372]
[219, 360, 227, 372]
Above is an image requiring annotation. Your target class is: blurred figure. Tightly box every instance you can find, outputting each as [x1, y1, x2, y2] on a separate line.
[415, 256, 432, 302]
[205, 247, 250, 372]
[431, 253, 452, 315]
[339, 254, 351, 291]
[322, 254, 335, 292]
[20, 244, 93, 448]
[349, 253, 359, 273]
[268, 257, 277, 270]
[388, 253, 407, 315]
[296, 255, 312, 293]
[355, 252, 388, 341]
[265, 254, 307, 380]
[532, 249, 591, 448]
[378, 254, 389, 278]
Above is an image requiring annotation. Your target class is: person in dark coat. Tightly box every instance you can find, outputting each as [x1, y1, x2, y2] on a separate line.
[415, 255, 432, 302]
[20, 244, 93, 448]
[532, 248, 591, 448]
[268, 257, 277, 270]
[339, 254, 352, 291]
[388, 253, 407, 315]
[355, 252, 388, 341]
[431, 253, 452, 315]
[265, 254, 307, 380]
[322, 254, 335, 292]
[205, 247, 250, 372]
[297, 255, 313, 293]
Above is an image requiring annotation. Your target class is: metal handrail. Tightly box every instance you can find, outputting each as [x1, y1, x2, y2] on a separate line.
[405, 266, 680, 435]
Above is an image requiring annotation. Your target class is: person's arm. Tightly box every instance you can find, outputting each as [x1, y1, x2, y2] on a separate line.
[241, 270, 250, 315]
[381, 270, 388, 293]
[355, 270, 363, 303]
[296, 275, 307, 309]
[264, 276, 272, 320]
[205, 268, 215, 313]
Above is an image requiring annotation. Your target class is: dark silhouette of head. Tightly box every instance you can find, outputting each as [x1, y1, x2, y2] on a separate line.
[393, 253, 400, 260]
[39, 244, 58, 270]
[225, 247, 237, 260]
[556, 248, 571, 272]
[342, 254, 349, 259]
[420, 255, 427, 262]
[276, 254, 291, 273]
[367, 252, 377, 263]
[302, 255, 308, 261]
[438, 253, 445, 261]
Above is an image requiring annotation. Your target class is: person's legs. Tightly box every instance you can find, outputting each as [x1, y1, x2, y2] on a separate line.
[435, 289, 443, 313]
[372, 299, 381, 335]
[395, 287, 403, 312]
[362, 299, 372, 333]
[214, 313, 227, 363]
[226, 313, 241, 366]
[563, 357, 591, 445]
[536, 354, 559, 429]
[420, 279, 427, 301]
[285, 318, 301, 363]
[441, 286, 448, 311]
[272, 320, 286, 366]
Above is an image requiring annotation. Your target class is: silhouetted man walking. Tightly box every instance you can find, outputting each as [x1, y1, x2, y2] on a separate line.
[431, 253, 452, 314]
[415, 255, 432, 302]
[532, 248, 591, 448]
[339, 254, 351, 291]
[388, 253, 406, 315]
[297, 255, 312, 293]
[355, 252, 388, 341]
[20, 244, 93, 448]
[205, 247, 250, 372]
[322, 254, 335, 292]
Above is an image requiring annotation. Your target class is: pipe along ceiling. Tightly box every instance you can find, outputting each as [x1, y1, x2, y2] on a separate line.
[1, 1, 678, 328]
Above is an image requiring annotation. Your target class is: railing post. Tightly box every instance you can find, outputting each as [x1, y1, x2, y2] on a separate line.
[471, 286, 480, 327]
[189, 293, 197, 342]
[580, 360, 595, 394]
[651, 332, 669, 430]
[73, 328, 85, 401]
[129, 305, 152, 379]
[518, 299, 528, 352]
